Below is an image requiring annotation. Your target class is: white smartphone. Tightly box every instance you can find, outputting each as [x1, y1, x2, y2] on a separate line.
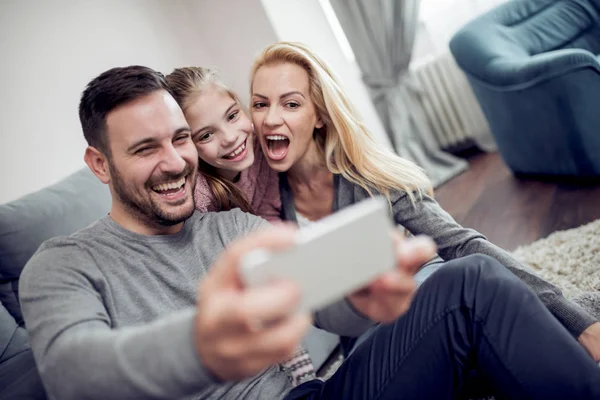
[239, 196, 396, 313]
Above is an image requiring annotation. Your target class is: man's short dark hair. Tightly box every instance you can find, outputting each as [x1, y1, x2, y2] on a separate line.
[79, 66, 171, 155]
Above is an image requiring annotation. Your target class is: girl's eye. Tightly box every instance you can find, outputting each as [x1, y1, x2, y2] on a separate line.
[227, 111, 239, 122]
[286, 102, 300, 109]
[196, 132, 213, 142]
[252, 102, 266, 109]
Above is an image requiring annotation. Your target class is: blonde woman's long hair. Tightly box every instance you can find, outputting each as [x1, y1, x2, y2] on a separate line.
[165, 67, 254, 214]
[250, 42, 432, 204]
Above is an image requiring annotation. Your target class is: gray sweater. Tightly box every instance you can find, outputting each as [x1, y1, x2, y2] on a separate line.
[279, 173, 597, 338]
[19, 210, 372, 400]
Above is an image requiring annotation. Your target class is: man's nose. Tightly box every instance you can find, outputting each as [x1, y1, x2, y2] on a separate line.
[160, 144, 186, 174]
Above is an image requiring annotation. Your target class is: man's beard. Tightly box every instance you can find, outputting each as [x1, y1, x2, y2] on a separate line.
[109, 160, 197, 228]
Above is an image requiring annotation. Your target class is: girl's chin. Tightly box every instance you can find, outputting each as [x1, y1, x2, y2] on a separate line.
[230, 157, 255, 172]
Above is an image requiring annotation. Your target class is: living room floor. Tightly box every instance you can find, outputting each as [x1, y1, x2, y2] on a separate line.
[435, 151, 600, 251]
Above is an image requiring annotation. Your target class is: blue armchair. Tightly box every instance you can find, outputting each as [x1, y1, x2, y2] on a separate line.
[450, 0, 600, 176]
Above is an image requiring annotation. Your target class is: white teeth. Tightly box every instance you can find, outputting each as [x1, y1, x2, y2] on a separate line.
[152, 177, 185, 192]
[225, 141, 246, 158]
[266, 135, 288, 141]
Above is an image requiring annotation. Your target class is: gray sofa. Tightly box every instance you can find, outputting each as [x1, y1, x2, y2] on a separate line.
[0, 167, 343, 397]
[0, 168, 111, 399]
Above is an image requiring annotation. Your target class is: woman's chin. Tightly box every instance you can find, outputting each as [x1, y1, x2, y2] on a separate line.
[265, 157, 292, 173]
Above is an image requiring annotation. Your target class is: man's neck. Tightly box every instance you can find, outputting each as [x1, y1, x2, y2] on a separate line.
[109, 204, 184, 236]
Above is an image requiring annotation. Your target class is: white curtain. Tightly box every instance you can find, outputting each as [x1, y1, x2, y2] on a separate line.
[329, 0, 468, 187]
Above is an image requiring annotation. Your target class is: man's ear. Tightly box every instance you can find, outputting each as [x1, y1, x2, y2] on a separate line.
[84, 146, 111, 184]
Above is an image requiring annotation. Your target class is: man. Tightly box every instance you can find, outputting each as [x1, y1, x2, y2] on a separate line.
[19, 66, 600, 400]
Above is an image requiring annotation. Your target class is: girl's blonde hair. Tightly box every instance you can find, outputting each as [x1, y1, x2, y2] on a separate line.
[165, 67, 253, 214]
[250, 42, 432, 203]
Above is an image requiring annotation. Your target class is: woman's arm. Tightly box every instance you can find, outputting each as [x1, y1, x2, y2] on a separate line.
[391, 191, 597, 338]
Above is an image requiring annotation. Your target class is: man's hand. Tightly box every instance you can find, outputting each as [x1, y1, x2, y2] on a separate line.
[578, 322, 600, 362]
[348, 234, 437, 323]
[194, 226, 312, 381]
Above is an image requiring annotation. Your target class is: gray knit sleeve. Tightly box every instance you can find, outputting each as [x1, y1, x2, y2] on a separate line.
[390, 191, 597, 338]
[19, 243, 216, 400]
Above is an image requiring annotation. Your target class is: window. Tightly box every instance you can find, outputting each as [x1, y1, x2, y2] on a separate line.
[319, 0, 508, 65]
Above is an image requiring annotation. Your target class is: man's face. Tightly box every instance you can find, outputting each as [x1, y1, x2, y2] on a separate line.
[105, 90, 198, 229]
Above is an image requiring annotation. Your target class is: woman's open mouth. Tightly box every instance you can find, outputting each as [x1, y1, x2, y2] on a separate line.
[265, 134, 290, 161]
[221, 138, 248, 162]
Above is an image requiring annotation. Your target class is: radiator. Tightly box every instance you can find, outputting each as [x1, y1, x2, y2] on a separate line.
[410, 53, 490, 151]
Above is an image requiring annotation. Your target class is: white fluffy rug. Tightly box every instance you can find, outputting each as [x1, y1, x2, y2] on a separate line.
[512, 219, 600, 318]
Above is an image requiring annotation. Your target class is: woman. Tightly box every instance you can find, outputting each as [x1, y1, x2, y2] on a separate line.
[248, 42, 599, 350]
[165, 67, 281, 221]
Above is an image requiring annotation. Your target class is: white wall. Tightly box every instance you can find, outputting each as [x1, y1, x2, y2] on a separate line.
[0, 0, 390, 204]
[261, 0, 392, 149]
[0, 0, 214, 204]
[182, 0, 279, 106]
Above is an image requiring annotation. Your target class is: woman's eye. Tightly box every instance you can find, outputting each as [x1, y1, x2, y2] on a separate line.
[252, 102, 266, 109]
[227, 111, 239, 122]
[286, 102, 300, 109]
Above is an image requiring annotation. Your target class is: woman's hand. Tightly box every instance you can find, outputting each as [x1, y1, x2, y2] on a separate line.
[578, 322, 600, 362]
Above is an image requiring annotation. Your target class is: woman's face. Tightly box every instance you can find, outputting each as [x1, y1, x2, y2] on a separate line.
[251, 63, 323, 173]
[184, 87, 254, 181]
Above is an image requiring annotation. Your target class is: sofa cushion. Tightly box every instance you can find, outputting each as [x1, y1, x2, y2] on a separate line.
[0, 301, 46, 399]
[0, 168, 111, 323]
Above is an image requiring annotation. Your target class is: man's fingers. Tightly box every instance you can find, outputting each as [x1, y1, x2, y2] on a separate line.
[219, 313, 312, 379]
[246, 313, 312, 362]
[208, 280, 303, 332]
[396, 235, 437, 275]
[238, 281, 303, 329]
[371, 269, 415, 293]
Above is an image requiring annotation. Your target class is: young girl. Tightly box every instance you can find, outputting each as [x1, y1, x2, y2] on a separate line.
[165, 67, 281, 221]
[166, 66, 319, 386]
[248, 42, 600, 349]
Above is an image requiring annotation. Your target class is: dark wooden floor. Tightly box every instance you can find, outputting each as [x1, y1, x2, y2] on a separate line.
[434, 152, 600, 251]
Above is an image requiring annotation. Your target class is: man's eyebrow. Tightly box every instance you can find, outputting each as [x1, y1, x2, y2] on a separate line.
[251, 91, 305, 100]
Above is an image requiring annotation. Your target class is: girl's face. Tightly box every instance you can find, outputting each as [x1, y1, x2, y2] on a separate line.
[184, 87, 254, 181]
[251, 63, 323, 173]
